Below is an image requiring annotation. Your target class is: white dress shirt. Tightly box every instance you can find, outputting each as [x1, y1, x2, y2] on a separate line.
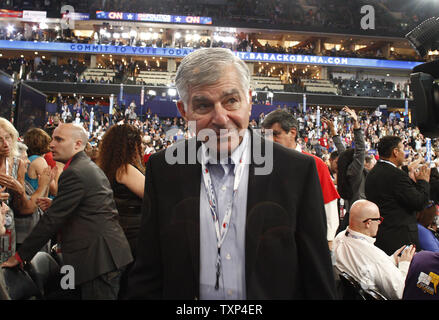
[333, 227, 410, 299]
[199, 130, 250, 300]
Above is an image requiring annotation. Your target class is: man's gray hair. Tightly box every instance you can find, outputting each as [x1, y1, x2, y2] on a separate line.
[17, 141, 28, 155]
[175, 48, 251, 107]
[261, 109, 300, 142]
[261, 109, 299, 132]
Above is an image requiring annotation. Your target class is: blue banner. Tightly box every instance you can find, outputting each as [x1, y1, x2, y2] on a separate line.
[0, 40, 423, 70]
[233, 51, 423, 70]
[95, 11, 212, 24]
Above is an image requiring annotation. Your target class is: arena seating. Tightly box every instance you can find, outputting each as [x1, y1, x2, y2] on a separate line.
[135, 71, 175, 86]
[302, 79, 338, 95]
[251, 76, 284, 91]
[81, 68, 116, 83]
[333, 78, 402, 98]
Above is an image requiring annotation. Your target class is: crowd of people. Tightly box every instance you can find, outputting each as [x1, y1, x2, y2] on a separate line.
[1, 54, 412, 103]
[0, 46, 436, 302]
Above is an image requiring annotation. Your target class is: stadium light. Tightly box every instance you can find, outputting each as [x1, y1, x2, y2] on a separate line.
[39, 22, 48, 29]
[140, 32, 151, 41]
[129, 29, 137, 38]
[175, 32, 181, 39]
[167, 88, 177, 97]
[6, 25, 14, 33]
[193, 34, 201, 42]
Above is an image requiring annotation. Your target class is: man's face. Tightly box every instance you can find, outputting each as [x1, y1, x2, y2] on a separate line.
[0, 127, 12, 158]
[141, 136, 150, 154]
[367, 212, 382, 238]
[50, 125, 81, 163]
[177, 66, 252, 156]
[329, 157, 338, 174]
[265, 123, 296, 149]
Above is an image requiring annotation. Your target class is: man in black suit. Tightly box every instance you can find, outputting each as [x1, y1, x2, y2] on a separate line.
[365, 135, 430, 255]
[2, 123, 133, 299]
[126, 48, 336, 300]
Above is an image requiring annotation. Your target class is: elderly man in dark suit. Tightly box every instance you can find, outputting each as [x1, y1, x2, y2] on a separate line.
[126, 48, 336, 300]
[365, 135, 430, 255]
[2, 123, 133, 299]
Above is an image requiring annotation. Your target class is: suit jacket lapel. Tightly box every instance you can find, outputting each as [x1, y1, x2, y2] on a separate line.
[183, 140, 202, 295]
[245, 130, 271, 284]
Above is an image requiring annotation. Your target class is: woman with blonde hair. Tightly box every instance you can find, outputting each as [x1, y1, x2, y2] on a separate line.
[0, 117, 27, 263]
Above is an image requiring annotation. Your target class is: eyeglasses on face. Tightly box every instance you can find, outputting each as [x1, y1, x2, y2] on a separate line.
[362, 217, 384, 224]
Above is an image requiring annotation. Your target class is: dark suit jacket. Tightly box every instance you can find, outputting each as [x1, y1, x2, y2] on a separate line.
[365, 161, 430, 255]
[18, 151, 133, 285]
[126, 131, 337, 300]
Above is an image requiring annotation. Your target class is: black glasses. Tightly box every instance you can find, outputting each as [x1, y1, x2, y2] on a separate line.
[363, 217, 384, 224]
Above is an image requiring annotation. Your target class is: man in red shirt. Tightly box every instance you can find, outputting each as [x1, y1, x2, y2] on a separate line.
[319, 132, 329, 150]
[141, 135, 154, 164]
[262, 110, 340, 250]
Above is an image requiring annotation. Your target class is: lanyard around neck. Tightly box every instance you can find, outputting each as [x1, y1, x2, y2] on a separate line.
[201, 151, 247, 250]
[201, 141, 248, 290]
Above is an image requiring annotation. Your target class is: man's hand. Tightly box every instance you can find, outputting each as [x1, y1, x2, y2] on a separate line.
[393, 244, 416, 265]
[1, 255, 20, 268]
[342, 106, 360, 129]
[415, 164, 431, 183]
[408, 157, 424, 182]
[36, 197, 52, 212]
[321, 117, 337, 137]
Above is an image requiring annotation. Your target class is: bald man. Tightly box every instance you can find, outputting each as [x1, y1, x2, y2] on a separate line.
[333, 200, 416, 299]
[2, 123, 133, 299]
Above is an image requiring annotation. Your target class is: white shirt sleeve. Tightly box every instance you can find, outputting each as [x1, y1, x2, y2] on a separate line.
[372, 256, 408, 300]
[325, 199, 339, 241]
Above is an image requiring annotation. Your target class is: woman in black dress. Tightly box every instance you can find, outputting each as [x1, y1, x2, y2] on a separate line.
[96, 124, 145, 257]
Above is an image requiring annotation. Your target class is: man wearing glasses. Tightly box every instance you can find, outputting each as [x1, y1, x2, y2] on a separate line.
[333, 199, 416, 300]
